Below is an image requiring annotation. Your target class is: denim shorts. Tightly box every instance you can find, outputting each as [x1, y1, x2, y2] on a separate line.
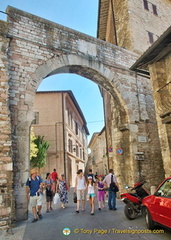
[89, 193, 95, 198]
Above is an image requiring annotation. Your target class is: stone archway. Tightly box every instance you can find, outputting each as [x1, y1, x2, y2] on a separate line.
[12, 53, 131, 220]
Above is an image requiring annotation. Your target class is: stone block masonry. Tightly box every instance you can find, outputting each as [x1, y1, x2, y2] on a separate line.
[0, 20, 13, 229]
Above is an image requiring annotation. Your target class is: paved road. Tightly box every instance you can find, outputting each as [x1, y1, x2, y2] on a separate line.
[1, 189, 171, 240]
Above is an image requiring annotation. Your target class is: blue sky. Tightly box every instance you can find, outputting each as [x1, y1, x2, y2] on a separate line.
[0, 0, 104, 142]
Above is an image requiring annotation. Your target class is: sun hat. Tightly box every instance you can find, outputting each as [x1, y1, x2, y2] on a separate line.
[30, 169, 37, 175]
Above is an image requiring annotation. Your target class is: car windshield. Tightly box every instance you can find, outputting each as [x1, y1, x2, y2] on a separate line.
[156, 179, 171, 198]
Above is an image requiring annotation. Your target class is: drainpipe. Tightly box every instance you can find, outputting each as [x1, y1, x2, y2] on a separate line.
[55, 122, 58, 157]
[62, 93, 66, 177]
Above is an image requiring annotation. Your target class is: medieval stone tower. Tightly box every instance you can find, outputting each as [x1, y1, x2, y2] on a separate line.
[97, 0, 171, 185]
[98, 0, 171, 54]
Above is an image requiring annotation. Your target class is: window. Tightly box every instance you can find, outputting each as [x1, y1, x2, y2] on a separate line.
[67, 110, 70, 126]
[147, 31, 154, 44]
[83, 151, 85, 161]
[152, 4, 158, 15]
[76, 145, 79, 157]
[68, 139, 73, 153]
[33, 112, 39, 124]
[80, 148, 82, 159]
[75, 121, 78, 135]
[143, 0, 158, 16]
[143, 0, 149, 10]
[155, 179, 171, 198]
[71, 114, 73, 129]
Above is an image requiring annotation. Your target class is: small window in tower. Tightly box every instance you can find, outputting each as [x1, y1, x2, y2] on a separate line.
[152, 4, 158, 15]
[148, 31, 154, 44]
[33, 112, 39, 124]
[143, 0, 149, 10]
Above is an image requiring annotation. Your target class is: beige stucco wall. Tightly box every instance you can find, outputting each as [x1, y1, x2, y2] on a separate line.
[33, 92, 88, 186]
[88, 130, 108, 176]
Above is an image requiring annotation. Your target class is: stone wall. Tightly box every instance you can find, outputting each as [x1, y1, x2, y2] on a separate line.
[149, 53, 171, 177]
[0, 20, 13, 229]
[103, 70, 165, 191]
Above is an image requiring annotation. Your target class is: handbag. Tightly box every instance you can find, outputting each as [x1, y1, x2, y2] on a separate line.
[73, 192, 77, 203]
[53, 193, 60, 204]
[65, 182, 69, 190]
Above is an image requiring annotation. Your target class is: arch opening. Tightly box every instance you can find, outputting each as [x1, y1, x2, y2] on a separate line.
[11, 55, 132, 221]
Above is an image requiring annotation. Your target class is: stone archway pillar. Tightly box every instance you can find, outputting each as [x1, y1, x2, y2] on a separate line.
[12, 109, 33, 220]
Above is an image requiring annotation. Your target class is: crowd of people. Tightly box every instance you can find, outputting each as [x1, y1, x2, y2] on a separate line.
[26, 168, 119, 222]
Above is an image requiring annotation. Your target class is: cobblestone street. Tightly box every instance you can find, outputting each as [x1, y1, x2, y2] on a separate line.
[1, 189, 170, 240]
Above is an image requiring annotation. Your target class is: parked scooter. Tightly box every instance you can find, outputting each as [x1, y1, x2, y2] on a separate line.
[120, 181, 149, 220]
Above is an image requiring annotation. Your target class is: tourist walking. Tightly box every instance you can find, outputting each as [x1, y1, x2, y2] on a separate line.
[56, 173, 69, 209]
[97, 175, 105, 210]
[86, 176, 96, 215]
[103, 169, 119, 210]
[44, 173, 53, 213]
[87, 169, 96, 182]
[51, 168, 58, 193]
[26, 169, 43, 222]
[74, 169, 86, 213]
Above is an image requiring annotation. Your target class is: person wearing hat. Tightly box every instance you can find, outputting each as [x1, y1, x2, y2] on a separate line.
[85, 176, 96, 215]
[26, 169, 43, 222]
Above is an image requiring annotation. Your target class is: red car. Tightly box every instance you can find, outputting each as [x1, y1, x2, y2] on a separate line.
[142, 177, 171, 230]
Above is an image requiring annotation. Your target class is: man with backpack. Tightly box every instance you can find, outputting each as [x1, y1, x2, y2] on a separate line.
[103, 169, 119, 211]
[26, 169, 43, 222]
[87, 169, 96, 183]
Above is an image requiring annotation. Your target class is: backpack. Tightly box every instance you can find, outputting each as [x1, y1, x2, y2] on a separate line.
[45, 179, 53, 197]
[28, 176, 40, 189]
[110, 175, 119, 192]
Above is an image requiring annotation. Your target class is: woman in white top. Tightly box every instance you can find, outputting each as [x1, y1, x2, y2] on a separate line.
[74, 169, 86, 213]
[86, 176, 96, 215]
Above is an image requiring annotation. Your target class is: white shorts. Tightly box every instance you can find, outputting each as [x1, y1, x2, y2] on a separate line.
[30, 195, 42, 207]
[77, 189, 85, 200]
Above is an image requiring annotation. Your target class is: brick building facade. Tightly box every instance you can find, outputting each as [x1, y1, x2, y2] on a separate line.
[33, 91, 89, 187]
